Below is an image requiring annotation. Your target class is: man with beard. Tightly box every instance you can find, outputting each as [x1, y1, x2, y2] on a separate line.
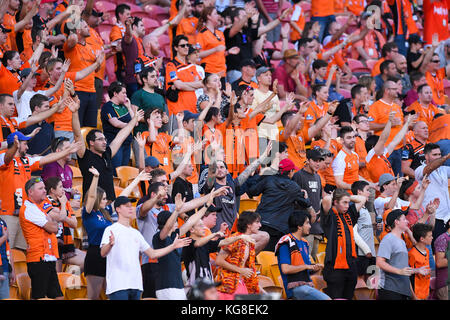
[394, 54, 412, 96]
[401, 121, 429, 178]
[136, 181, 229, 298]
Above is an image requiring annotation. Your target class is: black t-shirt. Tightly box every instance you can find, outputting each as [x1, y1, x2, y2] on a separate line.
[334, 98, 353, 126]
[171, 177, 194, 216]
[78, 147, 115, 201]
[182, 237, 220, 285]
[224, 26, 258, 71]
[407, 51, 422, 74]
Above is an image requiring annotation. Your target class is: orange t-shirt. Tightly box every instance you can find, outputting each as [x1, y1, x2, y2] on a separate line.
[302, 100, 328, 142]
[171, 135, 199, 185]
[63, 41, 96, 93]
[311, 0, 335, 17]
[86, 28, 106, 80]
[371, 57, 385, 77]
[344, 0, 365, 15]
[354, 135, 371, 182]
[425, 68, 446, 106]
[142, 131, 174, 176]
[196, 28, 226, 76]
[332, 148, 360, 186]
[0, 155, 41, 215]
[3, 12, 16, 51]
[290, 3, 306, 42]
[165, 58, 200, 115]
[218, 121, 250, 178]
[46, 71, 77, 132]
[368, 99, 404, 150]
[408, 246, 431, 300]
[0, 115, 27, 147]
[176, 17, 198, 45]
[406, 101, 442, 128]
[311, 138, 342, 186]
[423, 0, 450, 45]
[279, 128, 307, 171]
[429, 114, 450, 143]
[0, 64, 21, 96]
[365, 148, 395, 185]
[352, 30, 386, 60]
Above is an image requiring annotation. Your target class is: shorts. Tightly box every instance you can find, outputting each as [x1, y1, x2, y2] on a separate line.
[155, 287, 187, 300]
[0, 215, 27, 250]
[84, 245, 106, 277]
[27, 261, 63, 299]
[356, 255, 376, 276]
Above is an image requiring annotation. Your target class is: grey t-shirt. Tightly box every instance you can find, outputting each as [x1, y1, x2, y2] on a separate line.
[356, 207, 376, 256]
[377, 233, 411, 297]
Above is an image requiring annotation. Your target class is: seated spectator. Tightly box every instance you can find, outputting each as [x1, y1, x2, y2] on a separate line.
[231, 59, 258, 91]
[401, 121, 429, 179]
[375, 59, 397, 92]
[404, 71, 427, 108]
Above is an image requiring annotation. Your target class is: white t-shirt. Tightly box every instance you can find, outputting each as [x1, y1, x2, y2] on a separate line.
[101, 222, 150, 294]
[252, 88, 280, 141]
[415, 164, 450, 222]
[13, 89, 46, 122]
[374, 196, 410, 218]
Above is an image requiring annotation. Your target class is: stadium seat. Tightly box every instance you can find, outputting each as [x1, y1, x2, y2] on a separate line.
[310, 274, 327, 292]
[128, 3, 145, 14]
[315, 251, 325, 264]
[80, 127, 92, 148]
[105, 56, 117, 85]
[256, 251, 278, 277]
[69, 165, 82, 177]
[13, 261, 28, 275]
[142, 17, 161, 34]
[269, 264, 286, 299]
[96, 23, 114, 38]
[100, 30, 111, 45]
[338, 88, 351, 99]
[16, 273, 31, 300]
[94, 1, 116, 13]
[365, 59, 378, 71]
[58, 272, 87, 300]
[11, 248, 26, 263]
[114, 186, 124, 197]
[347, 58, 371, 74]
[238, 198, 259, 214]
[116, 166, 139, 188]
[144, 4, 170, 20]
[353, 287, 376, 300]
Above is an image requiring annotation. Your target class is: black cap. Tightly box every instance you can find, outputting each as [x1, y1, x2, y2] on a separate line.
[408, 34, 424, 45]
[157, 210, 173, 229]
[386, 209, 406, 229]
[193, 0, 203, 5]
[206, 204, 222, 213]
[114, 196, 137, 208]
[307, 149, 324, 161]
[187, 44, 199, 56]
[82, 9, 104, 17]
[187, 277, 221, 300]
[240, 59, 256, 69]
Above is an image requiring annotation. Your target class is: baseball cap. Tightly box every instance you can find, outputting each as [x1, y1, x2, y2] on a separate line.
[183, 110, 199, 122]
[187, 44, 198, 56]
[0, 24, 11, 33]
[256, 66, 272, 77]
[145, 156, 160, 168]
[20, 68, 40, 79]
[279, 158, 299, 174]
[283, 49, 300, 60]
[408, 34, 424, 45]
[157, 210, 173, 229]
[206, 204, 222, 213]
[7, 131, 31, 145]
[317, 147, 333, 158]
[193, 0, 203, 5]
[114, 196, 137, 208]
[307, 149, 324, 161]
[187, 277, 221, 300]
[240, 58, 256, 69]
[378, 173, 395, 187]
[386, 209, 406, 229]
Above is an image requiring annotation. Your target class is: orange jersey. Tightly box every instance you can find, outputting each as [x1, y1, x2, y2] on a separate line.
[354, 135, 371, 182]
[371, 57, 385, 77]
[46, 72, 77, 132]
[332, 148, 360, 186]
[408, 246, 431, 300]
[171, 135, 199, 185]
[425, 68, 446, 106]
[311, 0, 335, 17]
[0, 155, 41, 215]
[0, 115, 27, 147]
[366, 148, 395, 184]
[302, 100, 328, 142]
[63, 41, 97, 93]
[142, 131, 174, 176]
[165, 57, 201, 115]
[312, 138, 342, 186]
[86, 28, 106, 80]
[279, 128, 307, 171]
[3, 12, 16, 51]
[0, 64, 21, 96]
[352, 29, 386, 60]
[423, 0, 449, 45]
[19, 199, 59, 263]
[368, 99, 404, 150]
[429, 114, 450, 143]
[290, 3, 307, 41]
[406, 101, 442, 128]
[176, 17, 198, 45]
[110, 24, 125, 42]
[344, 0, 365, 15]
[196, 28, 226, 76]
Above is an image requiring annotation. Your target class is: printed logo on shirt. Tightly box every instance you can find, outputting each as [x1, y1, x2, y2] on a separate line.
[42, 203, 52, 210]
[306, 115, 314, 120]
[169, 71, 177, 80]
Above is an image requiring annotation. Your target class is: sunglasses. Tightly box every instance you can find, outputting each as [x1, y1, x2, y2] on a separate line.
[178, 43, 188, 48]
[431, 60, 440, 63]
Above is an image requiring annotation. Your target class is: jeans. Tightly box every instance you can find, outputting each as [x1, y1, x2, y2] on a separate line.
[436, 139, 450, 166]
[310, 15, 336, 43]
[394, 34, 407, 56]
[292, 284, 331, 300]
[108, 288, 142, 300]
[76, 91, 98, 128]
[111, 141, 131, 172]
[0, 272, 9, 299]
[387, 148, 402, 177]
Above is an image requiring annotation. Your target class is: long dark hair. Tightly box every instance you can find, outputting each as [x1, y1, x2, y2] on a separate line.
[197, 6, 216, 31]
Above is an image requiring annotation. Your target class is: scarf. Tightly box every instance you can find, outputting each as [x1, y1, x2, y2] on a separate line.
[332, 207, 357, 269]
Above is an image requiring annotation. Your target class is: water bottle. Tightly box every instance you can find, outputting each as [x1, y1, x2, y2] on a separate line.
[375, 215, 383, 236]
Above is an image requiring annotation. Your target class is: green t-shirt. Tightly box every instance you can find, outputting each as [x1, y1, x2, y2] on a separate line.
[131, 88, 166, 135]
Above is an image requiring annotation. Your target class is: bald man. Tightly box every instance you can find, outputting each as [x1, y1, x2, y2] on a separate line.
[401, 121, 429, 178]
[394, 54, 412, 96]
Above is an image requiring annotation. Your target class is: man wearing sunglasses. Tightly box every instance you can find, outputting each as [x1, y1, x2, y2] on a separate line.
[0, 131, 82, 251]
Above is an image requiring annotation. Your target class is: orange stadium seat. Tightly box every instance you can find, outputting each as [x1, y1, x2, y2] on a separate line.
[16, 273, 31, 300]
[256, 251, 277, 277]
[116, 165, 139, 187]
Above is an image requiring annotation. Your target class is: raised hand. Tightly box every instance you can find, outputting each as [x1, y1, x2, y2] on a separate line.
[272, 78, 279, 96]
[174, 193, 186, 212]
[327, 100, 340, 114]
[136, 170, 151, 182]
[108, 231, 115, 246]
[134, 132, 146, 149]
[172, 234, 192, 249]
[88, 166, 100, 177]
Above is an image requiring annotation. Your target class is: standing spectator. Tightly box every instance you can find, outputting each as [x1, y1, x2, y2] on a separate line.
[275, 210, 330, 300]
[414, 143, 450, 244]
[407, 34, 426, 74]
[386, 0, 410, 55]
[100, 81, 134, 172]
[401, 121, 429, 179]
[0, 132, 80, 250]
[0, 217, 13, 299]
[434, 218, 450, 300]
[109, 4, 131, 82]
[19, 177, 64, 300]
[247, 157, 314, 252]
[255, 0, 282, 43]
[376, 209, 414, 300]
[320, 188, 367, 300]
[409, 223, 433, 300]
[292, 149, 324, 261]
[215, 211, 263, 299]
[100, 196, 191, 300]
[309, 0, 336, 43]
[429, 113, 450, 166]
[368, 80, 405, 176]
[63, 19, 99, 128]
[353, 114, 371, 184]
[72, 94, 144, 201]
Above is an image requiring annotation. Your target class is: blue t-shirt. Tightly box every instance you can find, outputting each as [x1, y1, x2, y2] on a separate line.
[0, 219, 10, 273]
[152, 229, 184, 290]
[278, 235, 312, 299]
[82, 205, 114, 246]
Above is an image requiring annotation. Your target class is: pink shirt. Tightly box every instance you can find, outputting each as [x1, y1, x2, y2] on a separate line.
[41, 162, 73, 200]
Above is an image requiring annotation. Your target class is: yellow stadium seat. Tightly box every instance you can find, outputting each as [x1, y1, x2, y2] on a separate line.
[269, 264, 286, 299]
[69, 165, 82, 177]
[13, 261, 27, 275]
[310, 274, 327, 293]
[114, 186, 124, 197]
[11, 249, 26, 262]
[80, 127, 92, 148]
[256, 251, 277, 277]
[116, 166, 139, 188]
[239, 199, 259, 214]
[72, 176, 83, 189]
[316, 252, 325, 265]
[353, 287, 376, 300]
[16, 273, 31, 300]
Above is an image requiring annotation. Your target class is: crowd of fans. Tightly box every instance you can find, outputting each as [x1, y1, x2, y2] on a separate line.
[0, 0, 449, 301]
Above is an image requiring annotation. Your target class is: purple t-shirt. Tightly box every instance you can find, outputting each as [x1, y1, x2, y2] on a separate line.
[41, 162, 73, 200]
[273, 63, 296, 95]
[121, 36, 138, 85]
[434, 232, 450, 289]
[404, 89, 418, 107]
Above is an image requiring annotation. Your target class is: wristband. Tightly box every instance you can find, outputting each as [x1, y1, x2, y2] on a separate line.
[327, 111, 333, 116]
[70, 92, 77, 98]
